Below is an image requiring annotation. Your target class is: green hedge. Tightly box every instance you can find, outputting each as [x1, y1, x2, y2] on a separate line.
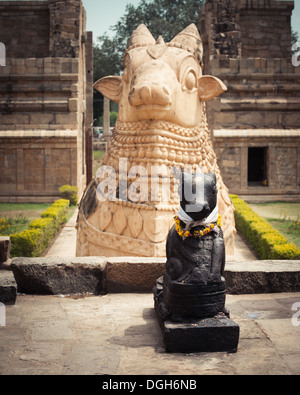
[59, 185, 78, 206]
[10, 199, 70, 258]
[231, 195, 300, 260]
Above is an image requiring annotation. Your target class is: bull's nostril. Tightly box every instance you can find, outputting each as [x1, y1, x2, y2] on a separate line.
[163, 87, 170, 96]
[140, 86, 151, 102]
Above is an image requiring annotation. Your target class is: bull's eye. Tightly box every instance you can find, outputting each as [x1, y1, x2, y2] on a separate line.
[183, 68, 197, 92]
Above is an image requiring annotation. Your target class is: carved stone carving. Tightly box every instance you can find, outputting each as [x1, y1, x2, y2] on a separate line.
[76, 24, 236, 258]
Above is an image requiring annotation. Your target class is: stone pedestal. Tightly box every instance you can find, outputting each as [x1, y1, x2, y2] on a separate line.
[154, 278, 240, 353]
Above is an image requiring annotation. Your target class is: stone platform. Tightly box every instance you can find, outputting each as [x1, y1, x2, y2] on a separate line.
[1, 292, 300, 375]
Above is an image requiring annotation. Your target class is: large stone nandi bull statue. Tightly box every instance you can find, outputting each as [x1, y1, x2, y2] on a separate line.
[76, 24, 236, 257]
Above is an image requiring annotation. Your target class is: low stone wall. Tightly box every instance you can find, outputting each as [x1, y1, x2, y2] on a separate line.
[0, 256, 299, 305]
[1, 235, 299, 303]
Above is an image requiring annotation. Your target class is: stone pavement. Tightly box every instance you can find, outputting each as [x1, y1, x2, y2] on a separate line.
[1, 292, 300, 375]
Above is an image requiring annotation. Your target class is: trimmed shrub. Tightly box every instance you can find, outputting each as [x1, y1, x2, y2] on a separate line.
[10, 199, 70, 258]
[59, 185, 78, 206]
[11, 229, 44, 258]
[29, 217, 56, 246]
[52, 199, 70, 209]
[231, 195, 300, 260]
[41, 205, 68, 227]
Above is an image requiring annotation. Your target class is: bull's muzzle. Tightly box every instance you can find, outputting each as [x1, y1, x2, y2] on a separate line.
[128, 83, 172, 108]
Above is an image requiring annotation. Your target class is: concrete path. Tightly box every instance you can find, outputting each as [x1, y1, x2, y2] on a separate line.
[1, 292, 300, 375]
[45, 209, 78, 257]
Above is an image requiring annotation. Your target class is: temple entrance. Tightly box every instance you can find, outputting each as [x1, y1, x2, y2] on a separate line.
[248, 147, 268, 187]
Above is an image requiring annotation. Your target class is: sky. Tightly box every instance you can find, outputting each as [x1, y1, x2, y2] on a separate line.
[82, 0, 300, 43]
[82, 0, 141, 40]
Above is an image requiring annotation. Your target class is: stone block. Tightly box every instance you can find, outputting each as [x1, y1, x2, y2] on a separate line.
[69, 98, 78, 112]
[225, 260, 300, 294]
[106, 257, 166, 293]
[154, 290, 240, 353]
[0, 237, 11, 263]
[0, 271, 17, 305]
[11, 257, 107, 296]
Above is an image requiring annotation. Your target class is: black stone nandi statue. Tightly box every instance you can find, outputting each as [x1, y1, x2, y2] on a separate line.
[154, 171, 240, 353]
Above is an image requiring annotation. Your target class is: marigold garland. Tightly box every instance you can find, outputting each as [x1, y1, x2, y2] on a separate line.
[174, 215, 222, 239]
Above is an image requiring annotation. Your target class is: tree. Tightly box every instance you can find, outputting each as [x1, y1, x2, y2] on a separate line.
[292, 29, 299, 55]
[93, 0, 204, 81]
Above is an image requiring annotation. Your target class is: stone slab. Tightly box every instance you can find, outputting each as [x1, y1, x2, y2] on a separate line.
[0, 237, 11, 263]
[106, 257, 166, 293]
[11, 257, 107, 296]
[154, 294, 240, 353]
[225, 260, 300, 294]
[0, 271, 17, 305]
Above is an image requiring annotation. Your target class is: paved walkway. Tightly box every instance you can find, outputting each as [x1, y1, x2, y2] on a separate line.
[1, 292, 300, 375]
[45, 209, 78, 257]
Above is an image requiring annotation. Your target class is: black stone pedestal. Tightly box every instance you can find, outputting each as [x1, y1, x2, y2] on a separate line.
[154, 283, 240, 354]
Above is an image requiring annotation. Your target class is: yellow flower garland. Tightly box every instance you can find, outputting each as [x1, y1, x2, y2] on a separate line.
[174, 215, 222, 239]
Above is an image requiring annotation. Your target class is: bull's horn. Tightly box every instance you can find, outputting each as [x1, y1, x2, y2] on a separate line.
[126, 24, 156, 50]
[170, 24, 203, 62]
[156, 35, 165, 45]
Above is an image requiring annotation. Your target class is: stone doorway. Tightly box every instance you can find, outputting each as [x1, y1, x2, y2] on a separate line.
[248, 147, 268, 187]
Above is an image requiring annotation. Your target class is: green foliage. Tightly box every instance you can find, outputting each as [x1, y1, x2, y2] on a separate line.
[96, 111, 119, 127]
[29, 218, 56, 245]
[0, 214, 29, 236]
[59, 185, 78, 206]
[292, 29, 299, 55]
[52, 199, 70, 209]
[93, 0, 204, 81]
[231, 195, 300, 260]
[10, 200, 70, 258]
[11, 229, 44, 258]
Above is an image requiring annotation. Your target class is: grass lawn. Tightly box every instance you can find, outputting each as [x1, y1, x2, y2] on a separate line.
[0, 203, 52, 235]
[0, 203, 76, 236]
[249, 202, 300, 249]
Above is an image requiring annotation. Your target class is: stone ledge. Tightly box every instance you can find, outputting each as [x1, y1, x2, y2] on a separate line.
[225, 260, 300, 294]
[214, 129, 300, 138]
[11, 257, 107, 296]
[8, 257, 300, 296]
[0, 130, 78, 138]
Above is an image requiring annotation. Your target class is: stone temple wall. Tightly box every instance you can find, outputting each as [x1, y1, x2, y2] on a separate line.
[0, 0, 93, 202]
[199, 0, 300, 201]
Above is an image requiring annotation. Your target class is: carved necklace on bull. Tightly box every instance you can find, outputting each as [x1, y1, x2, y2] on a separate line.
[174, 206, 222, 241]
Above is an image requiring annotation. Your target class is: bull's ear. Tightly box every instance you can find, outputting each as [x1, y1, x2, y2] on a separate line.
[198, 76, 227, 102]
[94, 76, 123, 103]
